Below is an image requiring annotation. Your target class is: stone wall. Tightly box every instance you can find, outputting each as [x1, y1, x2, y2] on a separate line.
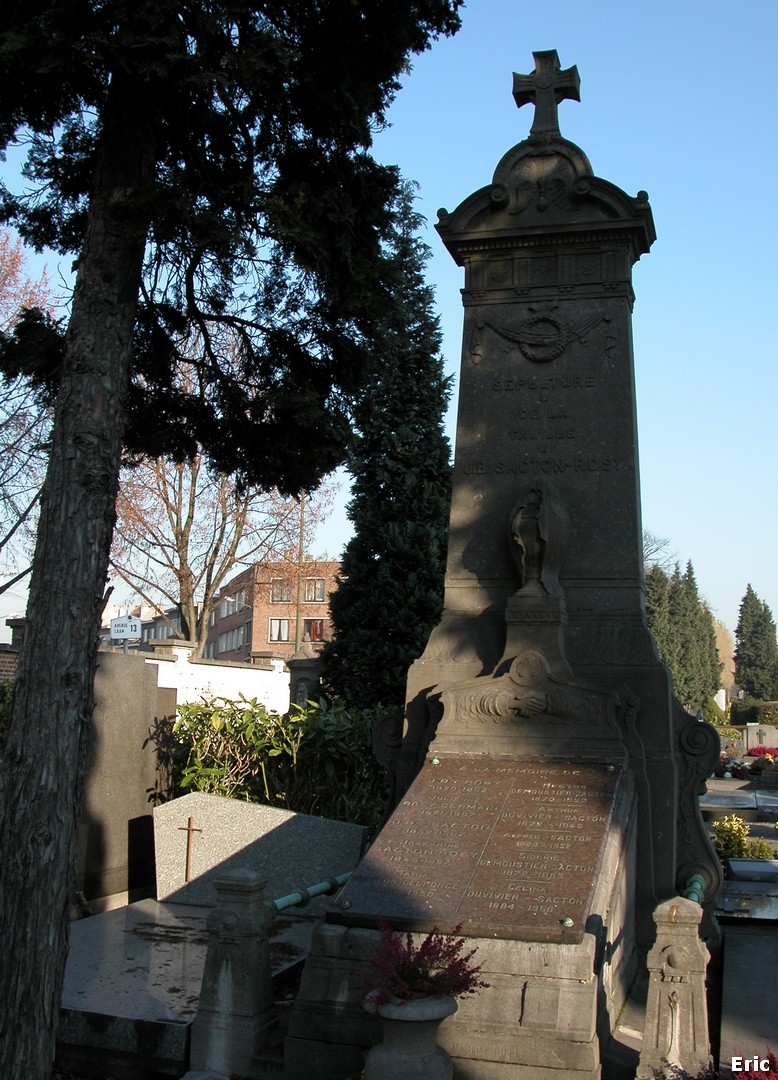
[143, 640, 290, 713]
[742, 725, 778, 752]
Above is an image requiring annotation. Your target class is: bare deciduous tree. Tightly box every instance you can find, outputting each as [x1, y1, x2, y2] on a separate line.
[0, 230, 55, 595]
[111, 452, 335, 653]
[642, 528, 674, 577]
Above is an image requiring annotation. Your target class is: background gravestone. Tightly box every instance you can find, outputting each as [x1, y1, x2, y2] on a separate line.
[77, 650, 176, 904]
[153, 791, 366, 908]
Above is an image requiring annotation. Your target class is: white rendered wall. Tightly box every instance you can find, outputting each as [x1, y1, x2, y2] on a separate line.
[145, 643, 290, 714]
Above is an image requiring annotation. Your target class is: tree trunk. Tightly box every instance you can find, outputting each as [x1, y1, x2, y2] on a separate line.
[0, 76, 156, 1078]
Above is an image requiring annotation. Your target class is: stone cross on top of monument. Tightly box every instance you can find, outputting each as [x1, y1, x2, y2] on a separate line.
[512, 49, 580, 137]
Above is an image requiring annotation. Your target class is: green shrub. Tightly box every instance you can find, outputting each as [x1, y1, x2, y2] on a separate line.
[164, 695, 389, 832]
[715, 730, 743, 752]
[711, 814, 778, 872]
[758, 702, 778, 726]
[711, 815, 751, 862]
[0, 679, 13, 746]
[142, 713, 190, 805]
[730, 699, 760, 726]
[748, 836, 778, 860]
[703, 696, 726, 726]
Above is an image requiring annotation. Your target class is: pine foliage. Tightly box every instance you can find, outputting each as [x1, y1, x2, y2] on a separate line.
[735, 584, 778, 700]
[0, 0, 463, 495]
[645, 564, 671, 662]
[645, 560, 721, 711]
[321, 186, 452, 709]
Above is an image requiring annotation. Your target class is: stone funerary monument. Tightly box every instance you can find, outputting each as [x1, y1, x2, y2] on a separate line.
[286, 51, 721, 1079]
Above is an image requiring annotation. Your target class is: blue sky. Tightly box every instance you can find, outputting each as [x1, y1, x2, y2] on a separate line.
[318, 0, 778, 635]
[1, 1, 776, 639]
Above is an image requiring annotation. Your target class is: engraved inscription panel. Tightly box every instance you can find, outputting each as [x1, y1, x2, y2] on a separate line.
[328, 758, 620, 943]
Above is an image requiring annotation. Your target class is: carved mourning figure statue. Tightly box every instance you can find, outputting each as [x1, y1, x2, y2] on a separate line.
[509, 478, 568, 598]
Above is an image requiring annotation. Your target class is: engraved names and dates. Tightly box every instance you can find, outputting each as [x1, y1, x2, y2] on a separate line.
[328, 758, 620, 944]
[456, 312, 634, 481]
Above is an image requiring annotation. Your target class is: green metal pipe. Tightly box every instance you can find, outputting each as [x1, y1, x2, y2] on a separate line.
[683, 873, 706, 903]
[269, 872, 352, 913]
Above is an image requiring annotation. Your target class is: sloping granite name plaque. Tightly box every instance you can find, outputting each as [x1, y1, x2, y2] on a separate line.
[328, 757, 622, 943]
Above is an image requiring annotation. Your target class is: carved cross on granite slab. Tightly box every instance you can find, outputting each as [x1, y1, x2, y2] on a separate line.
[512, 49, 580, 136]
[178, 815, 202, 882]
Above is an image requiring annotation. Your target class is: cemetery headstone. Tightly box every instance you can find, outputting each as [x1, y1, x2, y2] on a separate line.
[285, 50, 722, 1080]
[189, 869, 276, 1077]
[153, 791, 366, 909]
[328, 758, 625, 944]
[78, 650, 176, 904]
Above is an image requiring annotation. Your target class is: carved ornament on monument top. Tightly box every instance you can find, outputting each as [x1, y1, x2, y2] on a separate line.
[469, 307, 615, 367]
[440, 647, 619, 737]
[436, 49, 655, 264]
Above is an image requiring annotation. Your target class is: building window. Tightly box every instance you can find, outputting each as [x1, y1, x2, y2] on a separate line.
[269, 618, 290, 643]
[304, 577, 326, 602]
[270, 578, 291, 603]
[303, 618, 325, 642]
[219, 589, 245, 619]
[218, 624, 249, 652]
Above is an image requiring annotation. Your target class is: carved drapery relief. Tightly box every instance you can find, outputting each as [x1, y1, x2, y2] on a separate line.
[469, 309, 614, 366]
[441, 648, 616, 731]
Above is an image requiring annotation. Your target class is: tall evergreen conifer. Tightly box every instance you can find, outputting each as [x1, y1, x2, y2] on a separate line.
[735, 584, 778, 699]
[0, 6, 463, 1074]
[645, 563, 671, 661]
[647, 561, 719, 711]
[322, 186, 452, 709]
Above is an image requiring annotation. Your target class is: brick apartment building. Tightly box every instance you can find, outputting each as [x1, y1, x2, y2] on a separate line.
[0, 616, 25, 678]
[204, 560, 340, 662]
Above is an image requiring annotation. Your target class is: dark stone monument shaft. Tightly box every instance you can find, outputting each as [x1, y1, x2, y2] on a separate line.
[284, 52, 722, 1080]
[396, 49, 721, 944]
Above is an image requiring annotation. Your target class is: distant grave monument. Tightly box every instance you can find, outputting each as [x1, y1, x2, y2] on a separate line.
[153, 791, 366, 909]
[285, 51, 721, 1079]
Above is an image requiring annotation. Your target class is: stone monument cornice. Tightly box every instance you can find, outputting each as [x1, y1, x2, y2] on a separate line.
[443, 218, 654, 256]
[437, 178, 655, 264]
[437, 48, 655, 264]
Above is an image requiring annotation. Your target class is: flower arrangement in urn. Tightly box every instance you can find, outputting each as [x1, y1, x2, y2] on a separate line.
[364, 921, 489, 1006]
[362, 922, 489, 1080]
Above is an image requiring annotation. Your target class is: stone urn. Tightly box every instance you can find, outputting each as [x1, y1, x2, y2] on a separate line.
[364, 993, 458, 1080]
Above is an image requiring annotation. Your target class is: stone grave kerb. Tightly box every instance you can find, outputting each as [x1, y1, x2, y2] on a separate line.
[396, 50, 721, 945]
